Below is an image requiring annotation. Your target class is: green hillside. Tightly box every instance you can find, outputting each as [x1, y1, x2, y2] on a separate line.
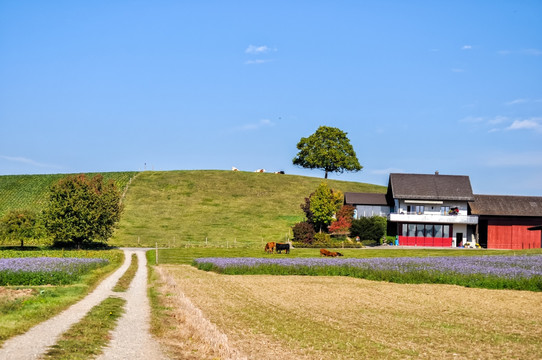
[0, 172, 137, 217]
[111, 170, 386, 248]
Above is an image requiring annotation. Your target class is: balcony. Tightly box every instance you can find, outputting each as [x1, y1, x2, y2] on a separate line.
[388, 212, 478, 224]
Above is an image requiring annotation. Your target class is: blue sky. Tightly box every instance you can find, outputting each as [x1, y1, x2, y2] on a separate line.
[1, 1, 541, 195]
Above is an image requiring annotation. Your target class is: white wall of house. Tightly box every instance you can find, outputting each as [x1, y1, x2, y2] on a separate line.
[452, 224, 467, 247]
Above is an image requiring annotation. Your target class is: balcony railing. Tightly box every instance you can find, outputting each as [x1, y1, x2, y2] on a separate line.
[389, 212, 478, 224]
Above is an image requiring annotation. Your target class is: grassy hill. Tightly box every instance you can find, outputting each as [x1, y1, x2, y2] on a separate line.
[0, 172, 137, 217]
[0, 170, 386, 248]
[110, 170, 386, 248]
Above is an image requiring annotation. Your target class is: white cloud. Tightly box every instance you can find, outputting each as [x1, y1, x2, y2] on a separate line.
[0, 155, 61, 169]
[497, 49, 542, 56]
[245, 45, 276, 54]
[235, 119, 275, 131]
[506, 118, 542, 133]
[522, 48, 542, 56]
[488, 116, 508, 125]
[462, 45, 472, 50]
[505, 98, 529, 106]
[244, 59, 273, 65]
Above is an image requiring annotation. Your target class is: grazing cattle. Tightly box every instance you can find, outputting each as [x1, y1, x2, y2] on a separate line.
[264, 242, 276, 253]
[255, 169, 266, 173]
[275, 243, 290, 254]
[232, 167, 239, 171]
[320, 248, 343, 257]
[274, 171, 285, 174]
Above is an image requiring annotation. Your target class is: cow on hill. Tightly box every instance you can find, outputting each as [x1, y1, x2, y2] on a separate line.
[320, 248, 343, 257]
[264, 242, 276, 253]
[275, 243, 290, 254]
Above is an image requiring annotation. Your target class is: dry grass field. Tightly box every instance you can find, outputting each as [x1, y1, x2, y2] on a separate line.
[153, 265, 542, 360]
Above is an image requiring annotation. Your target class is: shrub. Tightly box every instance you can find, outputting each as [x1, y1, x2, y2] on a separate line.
[292, 221, 315, 244]
[328, 216, 352, 234]
[350, 216, 386, 242]
[313, 233, 331, 244]
[336, 205, 355, 221]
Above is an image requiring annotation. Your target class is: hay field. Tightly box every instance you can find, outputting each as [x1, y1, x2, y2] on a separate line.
[153, 265, 542, 360]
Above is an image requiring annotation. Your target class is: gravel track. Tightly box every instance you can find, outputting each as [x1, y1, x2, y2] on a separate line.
[97, 249, 167, 360]
[0, 248, 166, 360]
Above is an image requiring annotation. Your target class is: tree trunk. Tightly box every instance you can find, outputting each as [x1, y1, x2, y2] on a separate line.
[325, 170, 328, 179]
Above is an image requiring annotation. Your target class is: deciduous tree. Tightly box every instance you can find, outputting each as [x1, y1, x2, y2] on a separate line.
[309, 182, 343, 232]
[0, 209, 37, 247]
[43, 174, 123, 248]
[293, 126, 362, 179]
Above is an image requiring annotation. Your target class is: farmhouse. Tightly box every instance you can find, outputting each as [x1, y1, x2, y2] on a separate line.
[345, 172, 542, 249]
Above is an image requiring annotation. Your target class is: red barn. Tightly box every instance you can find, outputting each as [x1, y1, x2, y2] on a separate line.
[469, 195, 542, 249]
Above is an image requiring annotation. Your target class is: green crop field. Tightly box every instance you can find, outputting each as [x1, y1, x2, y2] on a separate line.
[110, 170, 385, 248]
[0, 172, 138, 217]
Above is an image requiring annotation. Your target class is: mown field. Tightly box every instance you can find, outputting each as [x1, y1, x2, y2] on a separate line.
[0, 172, 137, 217]
[153, 264, 542, 360]
[110, 170, 385, 248]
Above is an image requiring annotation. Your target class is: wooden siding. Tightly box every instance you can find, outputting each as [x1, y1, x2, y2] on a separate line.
[487, 224, 541, 249]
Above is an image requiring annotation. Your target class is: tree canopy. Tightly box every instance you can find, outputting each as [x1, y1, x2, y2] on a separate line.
[43, 174, 123, 248]
[308, 182, 343, 232]
[293, 125, 362, 179]
[0, 209, 37, 247]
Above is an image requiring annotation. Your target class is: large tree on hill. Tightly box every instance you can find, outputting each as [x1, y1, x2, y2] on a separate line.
[293, 126, 362, 179]
[43, 174, 123, 248]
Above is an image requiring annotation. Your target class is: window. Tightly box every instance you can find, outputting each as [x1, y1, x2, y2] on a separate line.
[416, 224, 425, 237]
[425, 225, 434, 237]
[434, 224, 443, 237]
[400, 223, 451, 238]
[441, 206, 450, 215]
[443, 225, 450, 238]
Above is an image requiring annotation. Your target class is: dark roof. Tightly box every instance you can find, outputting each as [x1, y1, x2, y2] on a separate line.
[388, 173, 474, 201]
[469, 194, 542, 217]
[344, 192, 388, 206]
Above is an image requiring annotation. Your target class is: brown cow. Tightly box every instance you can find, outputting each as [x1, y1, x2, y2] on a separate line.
[320, 248, 343, 257]
[264, 242, 276, 253]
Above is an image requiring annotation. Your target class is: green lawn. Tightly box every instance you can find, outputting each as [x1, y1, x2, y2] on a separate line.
[111, 170, 385, 248]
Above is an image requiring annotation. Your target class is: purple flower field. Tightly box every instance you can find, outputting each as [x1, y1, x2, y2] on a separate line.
[0, 257, 109, 285]
[194, 255, 542, 280]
